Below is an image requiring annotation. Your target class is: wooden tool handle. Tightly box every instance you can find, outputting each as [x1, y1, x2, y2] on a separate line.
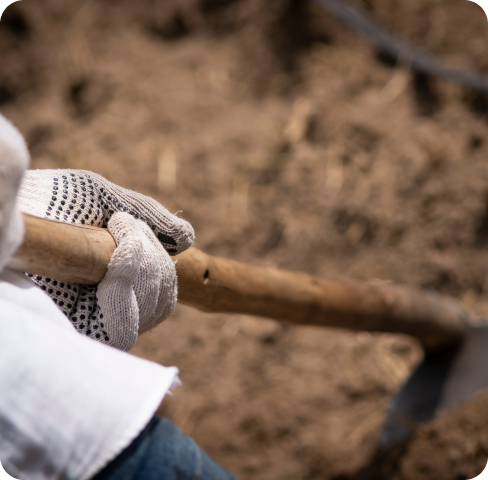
[8, 214, 468, 351]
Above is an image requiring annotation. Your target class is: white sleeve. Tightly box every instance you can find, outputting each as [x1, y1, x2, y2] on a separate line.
[0, 270, 178, 480]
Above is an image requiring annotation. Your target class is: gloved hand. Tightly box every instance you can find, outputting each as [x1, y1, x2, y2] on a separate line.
[18, 169, 195, 351]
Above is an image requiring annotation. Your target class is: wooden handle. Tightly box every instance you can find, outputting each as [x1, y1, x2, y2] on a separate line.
[9, 214, 116, 284]
[8, 214, 468, 351]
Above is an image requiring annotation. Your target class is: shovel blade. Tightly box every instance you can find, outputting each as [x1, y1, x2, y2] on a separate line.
[379, 323, 488, 449]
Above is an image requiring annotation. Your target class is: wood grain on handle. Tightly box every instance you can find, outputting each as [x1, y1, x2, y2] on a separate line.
[9, 214, 115, 284]
[8, 214, 468, 351]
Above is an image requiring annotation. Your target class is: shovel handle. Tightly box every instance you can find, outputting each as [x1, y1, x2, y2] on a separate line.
[8, 214, 468, 351]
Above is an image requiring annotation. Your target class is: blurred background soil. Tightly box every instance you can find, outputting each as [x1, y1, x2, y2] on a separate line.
[2, 0, 488, 478]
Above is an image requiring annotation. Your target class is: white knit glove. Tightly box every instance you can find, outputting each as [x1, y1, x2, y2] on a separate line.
[18, 169, 195, 351]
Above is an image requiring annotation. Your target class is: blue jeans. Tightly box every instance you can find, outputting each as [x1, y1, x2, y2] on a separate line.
[92, 416, 239, 480]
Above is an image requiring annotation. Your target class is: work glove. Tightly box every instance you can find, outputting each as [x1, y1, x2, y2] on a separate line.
[0, 115, 29, 272]
[18, 169, 195, 351]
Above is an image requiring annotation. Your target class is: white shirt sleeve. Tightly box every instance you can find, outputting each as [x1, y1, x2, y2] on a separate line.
[0, 269, 178, 480]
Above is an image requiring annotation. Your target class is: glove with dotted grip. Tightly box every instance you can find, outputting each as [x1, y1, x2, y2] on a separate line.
[18, 169, 195, 351]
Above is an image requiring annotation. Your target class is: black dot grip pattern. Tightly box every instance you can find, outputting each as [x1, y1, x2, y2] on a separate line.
[44, 173, 178, 253]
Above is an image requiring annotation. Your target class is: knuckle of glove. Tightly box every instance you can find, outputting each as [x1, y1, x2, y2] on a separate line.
[135, 221, 177, 333]
[106, 212, 143, 281]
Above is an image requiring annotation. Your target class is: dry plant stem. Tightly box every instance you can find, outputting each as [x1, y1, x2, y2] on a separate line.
[9, 214, 468, 351]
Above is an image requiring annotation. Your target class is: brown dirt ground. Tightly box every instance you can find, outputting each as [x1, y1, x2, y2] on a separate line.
[3, 0, 488, 478]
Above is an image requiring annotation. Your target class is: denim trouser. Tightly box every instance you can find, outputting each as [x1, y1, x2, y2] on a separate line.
[92, 416, 239, 480]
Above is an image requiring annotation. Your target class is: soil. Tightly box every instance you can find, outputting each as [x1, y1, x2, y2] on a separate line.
[2, 0, 488, 478]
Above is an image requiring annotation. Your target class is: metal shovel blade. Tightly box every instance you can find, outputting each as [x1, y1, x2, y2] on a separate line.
[379, 323, 488, 449]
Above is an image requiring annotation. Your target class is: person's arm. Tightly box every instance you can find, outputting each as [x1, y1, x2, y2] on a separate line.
[0, 269, 179, 480]
[0, 113, 180, 480]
